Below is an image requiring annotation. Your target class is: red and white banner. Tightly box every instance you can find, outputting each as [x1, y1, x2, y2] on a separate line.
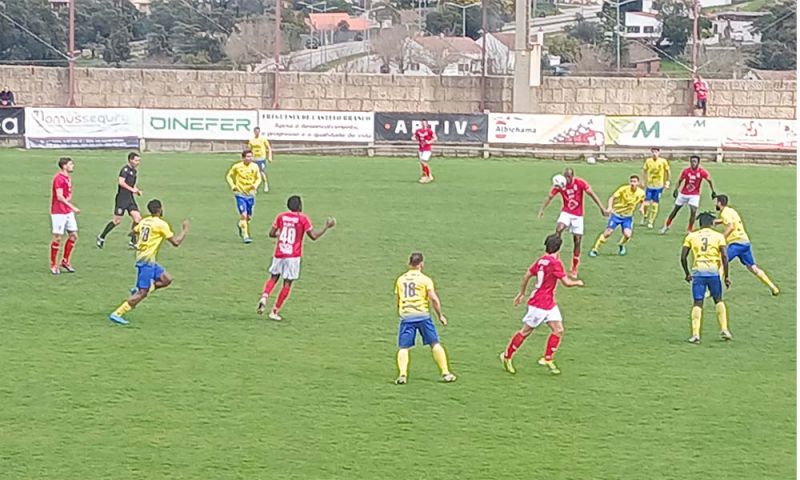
[721, 119, 797, 151]
[489, 114, 605, 145]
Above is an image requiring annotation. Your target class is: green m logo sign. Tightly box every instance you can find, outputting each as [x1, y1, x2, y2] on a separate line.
[633, 120, 660, 139]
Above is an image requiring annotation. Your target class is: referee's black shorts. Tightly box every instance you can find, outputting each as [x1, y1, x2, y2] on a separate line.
[114, 195, 139, 216]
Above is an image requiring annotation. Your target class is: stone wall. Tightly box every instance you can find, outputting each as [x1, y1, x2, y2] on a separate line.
[0, 65, 794, 118]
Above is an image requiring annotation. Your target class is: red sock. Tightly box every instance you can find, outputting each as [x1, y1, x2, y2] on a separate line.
[273, 284, 292, 312]
[263, 277, 278, 296]
[571, 255, 580, 274]
[62, 238, 75, 264]
[666, 217, 673, 227]
[504, 332, 527, 359]
[544, 334, 561, 361]
[687, 223, 693, 232]
[50, 241, 60, 267]
[422, 164, 431, 176]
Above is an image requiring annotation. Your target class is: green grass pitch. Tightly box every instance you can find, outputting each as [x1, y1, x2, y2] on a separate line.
[0, 150, 795, 479]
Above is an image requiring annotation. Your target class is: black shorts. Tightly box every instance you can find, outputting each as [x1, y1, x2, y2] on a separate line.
[696, 99, 707, 109]
[114, 195, 139, 216]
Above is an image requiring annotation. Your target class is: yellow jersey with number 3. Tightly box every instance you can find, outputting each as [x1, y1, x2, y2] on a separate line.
[643, 157, 670, 188]
[683, 228, 726, 274]
[395, 269, 434, 321]
[134, 216, 174, 264]
[718, 206, 750, 245]
[248, 136, 270, 159]
[611, 185, 645, 217]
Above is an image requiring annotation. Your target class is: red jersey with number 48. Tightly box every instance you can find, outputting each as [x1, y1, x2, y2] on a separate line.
[415, 127, 434, 152]
[679, 167, 709, 195]
[51, 172, 73, 214]
[273, 211, 313, 258]
[527, 254, 566, 310]
[550, 177, 591, 216]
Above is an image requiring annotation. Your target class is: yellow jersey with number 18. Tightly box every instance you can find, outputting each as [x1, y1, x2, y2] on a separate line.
[395, 269, 434, 321]
[134, 216, 174, 264]
[683, 228, 726, 275]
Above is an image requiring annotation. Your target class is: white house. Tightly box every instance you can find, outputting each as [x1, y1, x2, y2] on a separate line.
[624, 11, 661, 39]
[475, 32, 515, 75]
[709, 11, 765, 44]
[406, 36, 483, 76]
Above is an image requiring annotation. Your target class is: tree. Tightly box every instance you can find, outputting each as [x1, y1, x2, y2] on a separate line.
[224, 17, 275, 68]
[653, 0, 711, 58]
[597, 0, 639, 66]
[103, 30, 132, 66]
[565, 16, 601, 45]
[0, 0, 67, 64]
[547, 35, 581, 63]
[748, 0, 796, 70]
[426, 0, 511, 39]
[409, 38, 461, 76]
[370, 27, 411, 72]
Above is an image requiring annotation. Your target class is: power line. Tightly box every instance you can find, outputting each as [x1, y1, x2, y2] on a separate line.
[0, 10, 70, 60]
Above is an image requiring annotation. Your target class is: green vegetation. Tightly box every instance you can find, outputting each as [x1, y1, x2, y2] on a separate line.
[0, 151, 795, 479]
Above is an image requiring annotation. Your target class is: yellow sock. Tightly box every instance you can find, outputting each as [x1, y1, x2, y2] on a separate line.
[113, 301, 132, 317]
[619, 235, 631, 245]
[397, 349, 409, 377]
[755, 270, 778, 292]
[643, 204, 650, 221]
[593, 234, 607, 251]
[649, 203, 660, 223]
[716, 302, 729, 331]
[239, 219, 250, 238]
[431, 343, 450, 375]
[691, 306, 702, 336]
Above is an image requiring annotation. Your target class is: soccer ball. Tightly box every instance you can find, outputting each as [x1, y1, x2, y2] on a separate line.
[586, 156, 597, 165]
[552, 174, 567, 188]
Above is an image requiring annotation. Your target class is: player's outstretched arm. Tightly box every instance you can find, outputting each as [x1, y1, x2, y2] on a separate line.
[560, 277, 584, 287]
[538, 192, 556, 219]
[514, 270, 535, 305]
[307, 217, 337, 241]
[721, 246, 731, 288]
[680, 246, 692, 282]
[706, 176, 716, 198]
[429, 289, 447, 326]
[168, 220, 190, 247]
[587, 188, 608, 216]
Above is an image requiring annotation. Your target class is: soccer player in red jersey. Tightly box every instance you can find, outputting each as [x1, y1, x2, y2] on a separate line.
[660, 155, 716, 235]
[256, 195, 336, 320]
[538, 167, 607, 277]
[412, 120, 437, 183]
[500, 234, 584, 375]
[49, 157, 80, 275]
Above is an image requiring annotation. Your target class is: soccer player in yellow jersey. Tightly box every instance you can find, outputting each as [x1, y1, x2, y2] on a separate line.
[248, 127, 272, 193]
[641, 147, 671, 228]
[681, 213, 731, 343]
[393, 252, 456, 385]
[590, 175, 645, 257]
[108, 199, 189, 325]
[226, 149, 262, 244]
[715, 195, 779, 295]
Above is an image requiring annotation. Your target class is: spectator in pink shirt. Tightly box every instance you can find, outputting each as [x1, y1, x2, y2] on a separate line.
[692, 73, 708, 116]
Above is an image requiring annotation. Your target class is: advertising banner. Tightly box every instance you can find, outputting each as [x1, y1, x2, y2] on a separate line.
[258, 110, 374, 143]
[143, 109, 257, 140]
[374, 113, 488, 143]
[488, 114, 605, 145]
[605, 116, 721, 147]
[721, 119, 797, 151]
[24, 107, 141, 148]
[0, 107, 25, 136]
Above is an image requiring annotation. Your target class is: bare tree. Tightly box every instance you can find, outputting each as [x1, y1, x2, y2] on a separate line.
[370, 27, 411, 73]
[409, 38, 462, 77]
[224, 17, 275, 69]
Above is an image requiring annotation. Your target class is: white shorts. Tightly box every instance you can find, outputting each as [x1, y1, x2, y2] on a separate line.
[556, 211, 584, 235]
[51, 213, 78, 235]
[675, 194, 700, 208]
[522, 305, 563, 329]
[418, 150, 432, 162]
[269, 257, 301, 280]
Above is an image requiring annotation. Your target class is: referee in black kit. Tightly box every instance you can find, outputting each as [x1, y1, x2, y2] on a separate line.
[96, 152, 143, 249]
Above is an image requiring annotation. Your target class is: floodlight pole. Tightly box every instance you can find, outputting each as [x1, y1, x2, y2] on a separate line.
[68, 0, 76, 106]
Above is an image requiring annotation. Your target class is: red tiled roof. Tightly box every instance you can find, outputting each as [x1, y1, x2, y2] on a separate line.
[491, 32, 515, 50]
[307, 13, 370, 32]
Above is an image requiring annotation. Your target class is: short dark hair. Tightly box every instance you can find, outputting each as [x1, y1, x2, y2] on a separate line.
[287, 195, 302, 212]
[409, 252, 424, 266]
[690, 155, 701, 162]
[651, 147, 660, 151]
[544, 233, 562, 254]
[716, 194, 729, 206]
[697, 212, 715, 227]
[127, 152, 140, 162]
[147, 199, 162, 214]
[241, 149, 252, 158]
[57, 157, 72, 169]
[630, 175, 640, 180]
[254, 126, 260, 131]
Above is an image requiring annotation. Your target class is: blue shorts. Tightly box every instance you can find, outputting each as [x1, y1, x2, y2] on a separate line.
[136, 261, 165, 290]
[645, 187, 664, 202]
[254, 159, 267, 171]
[398, 317, 439, 348]
[692, 274, 722, 301]
[728, 242, 755, 267]
[607, 213, 633, 231]
[235, 195, 255, 216]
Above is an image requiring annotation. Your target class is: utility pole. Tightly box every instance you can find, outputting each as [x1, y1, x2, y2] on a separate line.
[480, 0, 487, 111]
[691, 0, 699, 73]
[68, 0, 76, 106]
[273, 0, 282, 109]
[615, 0, 621, 72]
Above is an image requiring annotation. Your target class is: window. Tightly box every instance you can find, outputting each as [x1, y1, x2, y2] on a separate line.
[627, 26, 641, 33]
[409, 62, 420, 71]
[643, 26, 655, 33]
[457, 63, 469, 72]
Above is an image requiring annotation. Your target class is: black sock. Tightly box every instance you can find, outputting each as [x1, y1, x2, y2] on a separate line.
[129, 232, 137, 244]
[100, 221, 117, 239]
